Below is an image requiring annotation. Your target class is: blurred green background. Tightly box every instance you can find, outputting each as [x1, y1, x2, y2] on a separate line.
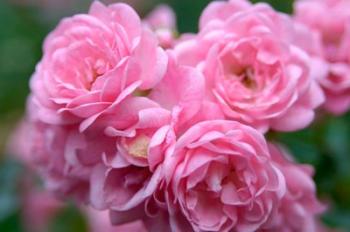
[0, 0, 349, 231]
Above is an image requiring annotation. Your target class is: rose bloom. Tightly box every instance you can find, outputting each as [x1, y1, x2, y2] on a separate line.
[26, 92, 124, 201]
[10, 120, 149, 232]
[25, 121, 107, 201]
[147, 120, 325, 232]
[26, 94, 171, 205]
[15, 47, 204, 220]
[97, 51, 204, 169]
[145, 4, 177, 49]
[30, 1, 167, 131]
[89, 51, 206, 218]
[152, 120, 287, 232]
[175, 0, 324, 132]
[294, 0, 350, 114]
[265, 144, 325, 232]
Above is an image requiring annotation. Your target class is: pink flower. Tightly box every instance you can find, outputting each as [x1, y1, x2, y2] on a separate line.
[156, 120, 286, 232]
[175, 1, 324, 132]
[89, 163, 162, 212]
[30, 1, 168, 131]
[99, 51, 205, 168]
[145, 4, 177, 48]
[288, 21, 329, 84]
[24, 113, 116, 202]
[265, 144, 325, 232]
[30, 123, 87, 201]
[13, 2, 331, 231]
[199, 0, 251, 30]
[88, 51, 205, 216]
[294, 0, 350, 114]
[16, 47, 205, 219]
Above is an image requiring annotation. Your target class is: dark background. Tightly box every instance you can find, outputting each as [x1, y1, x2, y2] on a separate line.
[0, 0, 349, 231]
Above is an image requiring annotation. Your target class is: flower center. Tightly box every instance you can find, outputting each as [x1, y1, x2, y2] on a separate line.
[133, 89, 152, 97]
[127, 135, 150, 158]
[87, 69, 100, 90]
[229, 66, 256, 89]
[85, 58, 110, 90]
[241, 68, 256, 89]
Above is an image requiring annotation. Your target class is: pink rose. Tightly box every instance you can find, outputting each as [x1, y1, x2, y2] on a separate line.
[157, 120, 286, 232]
[100, 51, 205, 168]
[294, 0, 350, 114]
[17, 48, 205, 217]
[321, 64, 350, 114]
[12, 2, 332, 231]
[29, 123, 87, 201]
[25, 112, 116, 202]
[264, 144, 325, 232]
[30, 1, 168, 131]
[175, 1, 324, 132]
[294, 0, 350, 54]
[288, 21, 329, 87]
[145, 4, 177, 49]
[88, 51, 205, 215]
[89, 163, 162, 212]
[199, 0, 251, 30]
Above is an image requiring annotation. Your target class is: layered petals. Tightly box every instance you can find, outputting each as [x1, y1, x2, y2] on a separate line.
[145, 4, 177, 48]
[176, 1, 324, 132]
[30, 1, 168, 130]
[294, 0, 350, 114]
[157, 120, 286, 232]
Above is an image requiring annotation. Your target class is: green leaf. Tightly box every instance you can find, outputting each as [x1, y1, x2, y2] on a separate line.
[0, 159, 23, 221]
[48, 204, 88, 232]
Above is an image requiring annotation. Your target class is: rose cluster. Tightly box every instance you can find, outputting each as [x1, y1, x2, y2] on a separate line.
[15, 0, 350, 231]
